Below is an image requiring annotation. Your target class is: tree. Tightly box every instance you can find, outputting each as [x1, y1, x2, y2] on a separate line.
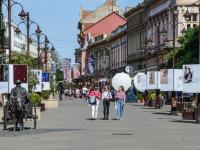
[51, 51, 59, 63]
[167, 27, 199, 69]
[11, 51, 36, 69]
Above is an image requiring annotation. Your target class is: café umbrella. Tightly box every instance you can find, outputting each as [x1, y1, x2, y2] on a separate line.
[112, 72, 132, 91]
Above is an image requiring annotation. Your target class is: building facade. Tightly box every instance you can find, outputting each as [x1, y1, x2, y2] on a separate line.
[125, 0, 199, 74]
[125, 4, 147, 74]
[110, 24, 127, 76]
[85, 12, 126, 81]
[0, 18, 38, 64]
[75, 0, 123, 80]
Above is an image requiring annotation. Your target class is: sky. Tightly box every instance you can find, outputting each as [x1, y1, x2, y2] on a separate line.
[10, 0, 142, 63]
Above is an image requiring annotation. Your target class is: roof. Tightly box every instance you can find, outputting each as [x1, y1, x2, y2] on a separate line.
[83, 12, 126, 32]
[124, 3, 145, 18]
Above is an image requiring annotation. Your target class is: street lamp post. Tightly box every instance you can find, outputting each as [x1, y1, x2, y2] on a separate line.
[161, 11, 187, 69]
[147, 26, 161, 109]
[15, 12, 40, 56]
[144, 32, 148, 106]
[156, 26, 161, 109]
[5, 0, 25, 63]
[29, 25, 42, 69]
[30, 31, 53, 70]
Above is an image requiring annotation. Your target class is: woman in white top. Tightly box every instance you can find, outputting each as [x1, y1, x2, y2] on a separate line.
[102, 86, 112, 120]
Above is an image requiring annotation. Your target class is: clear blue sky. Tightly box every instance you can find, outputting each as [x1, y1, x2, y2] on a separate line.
[13, 0, 142, 63]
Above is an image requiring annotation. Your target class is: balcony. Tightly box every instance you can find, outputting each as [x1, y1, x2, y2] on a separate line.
[128, 50, 145, 63]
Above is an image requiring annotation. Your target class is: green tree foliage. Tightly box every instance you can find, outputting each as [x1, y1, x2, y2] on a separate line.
[11, 51, 36, 68]
[56, 69, 64, 81]
[28, 71, 37, 93]
[30, 92, 41, 106]
[167, 27, 199, 69]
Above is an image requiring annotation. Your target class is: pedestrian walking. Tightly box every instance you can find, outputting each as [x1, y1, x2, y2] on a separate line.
[171, 92, 177, 115]
[89, 87, 101, 120]
[102, 86, 112, 120]
[58, 82, 63, 101]
[115, 86, 126, 120]
[82, 86, 88, 101]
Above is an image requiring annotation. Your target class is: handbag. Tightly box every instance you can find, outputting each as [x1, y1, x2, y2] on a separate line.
[89, 96, 97, 105]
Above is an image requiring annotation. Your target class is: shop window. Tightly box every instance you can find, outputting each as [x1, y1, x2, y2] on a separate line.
[187, 24, 191, 29]
[192, 14, 198, 21]
[193, 24, 197, 28]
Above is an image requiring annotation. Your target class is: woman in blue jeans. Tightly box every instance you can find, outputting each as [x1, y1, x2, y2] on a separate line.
[115, 86, 126, 120]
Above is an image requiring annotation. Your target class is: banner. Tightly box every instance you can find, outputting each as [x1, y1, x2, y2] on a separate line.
[174, 69, 183, 92]
[147, 71, 160, 90]
[133, 73, 147, 92]
[42, 72, 50, 91]
[31, 70, 42, 92]
[62, 58, 71, 82]
[73, 63, 80, 79]
[52, 63, 57, 75]
[9, 64, 28, 93]
[183, 64, 200, 93]
[160, 69, 173, 91]
[0, 65, 9, 93]
[87, 55, 95, 76]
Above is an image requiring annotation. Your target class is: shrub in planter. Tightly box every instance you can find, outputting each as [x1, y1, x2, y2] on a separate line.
[137, 92, 144, 102]
[30, 92, 41, 106]
[41, 90, 51, 100]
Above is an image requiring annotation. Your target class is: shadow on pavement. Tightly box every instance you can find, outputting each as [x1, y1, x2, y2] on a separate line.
[130, 104, 144, 107]
[0, 128, 87, 137]
[170, 119, 196, 124]
[152, 112, 172, 115]
[140, 107, 157, 110]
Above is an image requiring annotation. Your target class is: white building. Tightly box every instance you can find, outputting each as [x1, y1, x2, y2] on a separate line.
[4, 18, 38, 59]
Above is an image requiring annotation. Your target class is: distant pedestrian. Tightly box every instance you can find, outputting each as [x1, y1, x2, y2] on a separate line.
[171, 92, 177, 115]
[58, 82, 63, 101]
[115, 86, 126, 120]
[102, 86, 112, 120]
[82, 86, 88, 101]
[89, 87, 101, 120]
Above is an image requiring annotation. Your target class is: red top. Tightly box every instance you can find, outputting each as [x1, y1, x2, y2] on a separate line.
[89, 90, 101, 101]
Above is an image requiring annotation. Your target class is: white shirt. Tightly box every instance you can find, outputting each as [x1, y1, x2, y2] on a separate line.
[102, 91, 112, 100]
[82, 87, 88, 94]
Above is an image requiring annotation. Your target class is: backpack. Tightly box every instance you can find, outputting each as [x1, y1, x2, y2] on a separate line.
[89, 96, 97, 105]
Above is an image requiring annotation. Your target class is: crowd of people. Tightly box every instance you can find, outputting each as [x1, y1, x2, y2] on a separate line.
[57, 83, 127, 121]
[87, 85, 126, 121]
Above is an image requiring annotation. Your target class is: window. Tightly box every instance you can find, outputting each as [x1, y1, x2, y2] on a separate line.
[187, 24, 191, 29]
[193, 14, 198, 21]
[193, 24, 197, 28]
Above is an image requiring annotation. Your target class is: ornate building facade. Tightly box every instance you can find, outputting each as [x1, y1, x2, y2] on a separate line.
[75, 0, 123, 79]
[125, 0, 199, 74]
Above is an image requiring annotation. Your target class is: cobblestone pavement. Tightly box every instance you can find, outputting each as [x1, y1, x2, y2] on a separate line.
[0, 99, 200, 150]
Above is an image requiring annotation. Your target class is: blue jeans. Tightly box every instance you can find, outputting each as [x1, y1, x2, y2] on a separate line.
[116, 100, 124, 119]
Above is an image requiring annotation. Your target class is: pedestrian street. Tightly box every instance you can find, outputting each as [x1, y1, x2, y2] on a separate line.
[0, 99, 200, 150]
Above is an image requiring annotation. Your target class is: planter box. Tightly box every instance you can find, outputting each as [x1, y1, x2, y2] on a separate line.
[176, 102, 183, 113]
[182, 112, 194, 120]
[41, 100, 58, 109]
